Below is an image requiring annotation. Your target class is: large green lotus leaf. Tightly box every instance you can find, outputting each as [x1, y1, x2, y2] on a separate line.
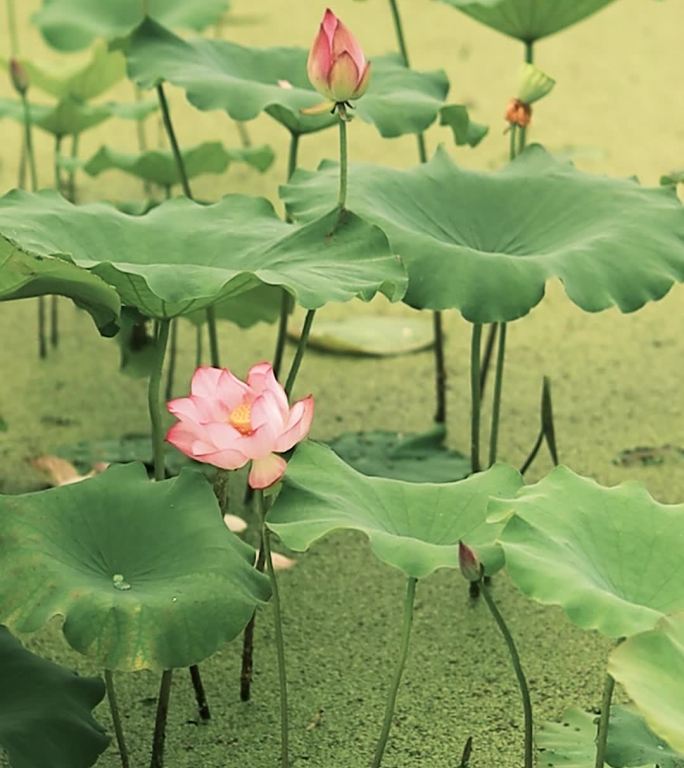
[84, 141, 274, 186]
[494, 466, 684, 639]
[0, 236, 120, 336]
[1, 41, 125, 101]
[122, 18, 451, 138]
[536, 705, 682, 768]
[281, 146, 684, 322]
[437, 0, 616, 42]
[0, 463, 270, 671]
[34, 0, 230, 51]
[267, 441, 522, 579]
[0, 191, 406, 320]
[186, 284, 283, 329]
[609, 614, 684, 756]
[0, 627, 109, 768]
[0, 96, 157, 138]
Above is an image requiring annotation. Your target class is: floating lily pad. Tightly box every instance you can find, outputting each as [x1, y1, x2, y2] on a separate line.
[437, 0, 616, 42]
[34, 0, 231, 51]
[328, 426, 470, 482]
[0, 627, 109, 768]
[1, 41, 125, 101]
[122, 18, 458, 139]
[0, 191, 406, 320]
[537, 707, 597, 768]
[609, 614, 684, 756]
[0, 96, 157, 138]
[0, 463, 271, 671]
[613, 444, 684, 468]
[292, 315, 434, 357]
[282, 146, 684, 322]
[495, 466, 684, 638]
[267, 441, 521, 579]
[84, 142, 274, 187]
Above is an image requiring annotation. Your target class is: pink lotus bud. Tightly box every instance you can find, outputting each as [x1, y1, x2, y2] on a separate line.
[307, 8, 371, 104]
[166, 363, 314, 490]
[458, 541, 482, 583]
[9, 58, 29, 95]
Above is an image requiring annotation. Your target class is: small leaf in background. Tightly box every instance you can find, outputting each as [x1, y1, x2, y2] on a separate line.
[439, 104, 489, 147]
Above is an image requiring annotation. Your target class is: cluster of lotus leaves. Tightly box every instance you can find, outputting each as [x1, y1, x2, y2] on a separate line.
[121, 18, 483, 142]
[282, 146, 684, 323]
[437, 0, 617, 42]
[0, 463, 271, 671]
[267, 441, 523, 579]
[0, 189, 406, 328]
[0, 627, 109, 768]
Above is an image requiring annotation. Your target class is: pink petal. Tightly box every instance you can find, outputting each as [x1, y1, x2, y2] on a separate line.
[251, 389, 287, 434]
[190, 366, 249, 413]
[166, 421, 219, 458]
[307, 24, 333, 98]
[236, 420, 280, 460]
[198, 447, 250, 471]
[247, 362, 289, 419]
[327, 51, 361, 103]
[274, 396, 314, 453]
[248, 453, 287, 489]
[322, 8, 338, 42]
[352, 61, 372, 100]
[331, 17, 366, 72]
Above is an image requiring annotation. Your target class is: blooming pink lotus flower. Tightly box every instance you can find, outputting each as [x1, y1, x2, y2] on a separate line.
[307, 8, 371, 104]
[167, 363, 314, 490]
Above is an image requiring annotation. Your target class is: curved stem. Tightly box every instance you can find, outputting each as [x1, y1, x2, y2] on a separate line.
[470, 323, 483, 474]
[105, 670, 130, 768]
[256, 490, 289, 768]
[240, 544, 267, 701]
[284, 309, 315, 398]
[338, 113, 348, 209]
[149, 669, 173, 768]
[594, 673, 615, 768]
[371, 576, 417, 768]
[519, 429, 544, 476]
[388, 0, 410, 65]
[481, 580, 533, 768]
[148, 319, 171, 482]
[488, 323, 507, 466]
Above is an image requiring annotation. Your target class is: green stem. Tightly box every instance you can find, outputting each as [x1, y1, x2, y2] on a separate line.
[20, 94, 38, 192]
[256, 490, 289, 768]
[206, 305, 220, 367]
[67, 133, 80, 203]
[54, 135, 64, 194]
[488, 323, 507, 466]
[142, 0, 150, 15]
[481, 580, 533, 768]
[38, 297, 46, 359]
[195, 322, 203, 367]
[50, 295, 59, 349]
[371, 577, 417, 768]
[284, 309, 315, 398]
[239, 544, 267, 701]
[165, 319, 178, 402]
[432, 311, 447, 424]
[337, 112, 348, 209]
[5, 0, 19, 57]
[149, 669, 173, 768]
[148, 319, 171, 482]
[524, 40, 534, 64]
[236, 120, 252, 148]
[479, 324, 498, 398]
[388, 0, 411, 65]
[470, 323, 483, 474]
[510, 123, 519, 161]
[594, 673, 615, 768]
[105, 670, 130, 768]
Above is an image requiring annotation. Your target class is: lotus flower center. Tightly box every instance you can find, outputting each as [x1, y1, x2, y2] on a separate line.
[229, 402, 253, 435]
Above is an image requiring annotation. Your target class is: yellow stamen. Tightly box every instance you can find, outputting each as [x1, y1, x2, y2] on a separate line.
[229, 402, 253, 435]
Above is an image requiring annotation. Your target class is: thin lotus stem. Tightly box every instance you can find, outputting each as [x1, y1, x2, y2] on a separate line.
[195, 322, 203, 367]
[240, 544, 267, 701]
[284, 309, 315, 398]
[337, 110, 348, 209]
[488, 323, 507, 466]
[189, 665, 210, 721]
[38, 298, 47, 359]
[524, 40, 534, 65]
[142, 0, 150, 15]
[67, 133, 80, 203]
[5, 0, 19, 57]
[519, 376, 559, 474]
[481, 580, 533, 768]
[510, 123, 519, 161]
[105, 670, 130, 768]
[149, 669, 173, 768]
[148, 319, 171, 482]
[50, 296, 59, 349]
[54, 135, 64, 194]
[388, 0, 410, 65]
[371, 576, 417, 768]
[165, 319, 178, 401]
[273, 132, 300, 379]
[20, 94, 38, 192]
[470, 323, 483, 473]
[432, 311, 447, 424]
[236, 120, 252, 148]
[594, 673, 615, 768]
[479, 324, 498, 398]
[18, 138, 27, 189]
[206, 306, 220, 367]
[256, 489, 290, 768]
[519, 429, 543, 476]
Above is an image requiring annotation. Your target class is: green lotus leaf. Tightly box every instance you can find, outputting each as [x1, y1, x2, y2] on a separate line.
[0, 191, 406, 320]
[1, 41, 125, 101]
[439, 104, 489, 147]
[267, 441, 522, 579]
[495, 466, 684, 639]
[0, 96, 157, 138]
[437, 0, 616, 42]
[607, 704, 684, 767]
[122, 18, 452, 138]
[661, 170, 684, 187]
[281, 145, 684, 322]
[0, 463, 270, 671]
[84, 141, 274, 187]
[0, 627, 109, 768]
[609, 614, 684, 756]
[34, 0, 230, 51]
[536, 707, 598, 768]
[0, 235, 120, 336]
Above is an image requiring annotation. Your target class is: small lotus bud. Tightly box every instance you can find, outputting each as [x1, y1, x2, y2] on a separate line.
[9, 58, 29, 96]
[505, 98, 532, 128]
[459, 541, 482, 583]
